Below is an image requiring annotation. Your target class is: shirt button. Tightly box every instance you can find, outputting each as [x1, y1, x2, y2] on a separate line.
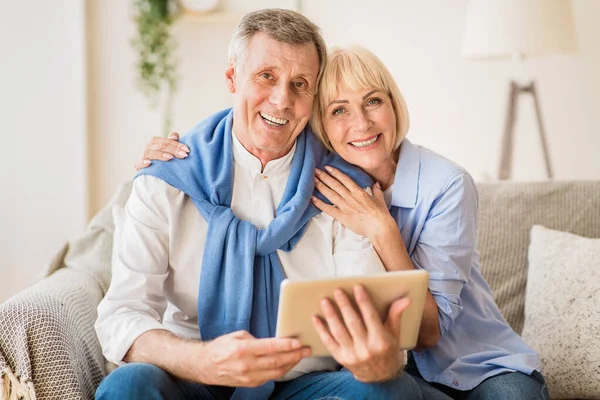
[417, 352, 423, 358]
[452, 379, 460, 387]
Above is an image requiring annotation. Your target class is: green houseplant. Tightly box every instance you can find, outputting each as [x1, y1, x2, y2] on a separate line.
[132, 0, 180, 136]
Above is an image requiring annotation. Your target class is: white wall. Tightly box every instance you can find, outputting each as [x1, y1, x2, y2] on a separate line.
[0, 1, 87, 302]
[88, 0, 241, 215]
[303, 0, 600, 182]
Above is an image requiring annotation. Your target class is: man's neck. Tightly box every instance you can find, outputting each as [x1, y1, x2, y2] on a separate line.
[233, 132, 295, 172]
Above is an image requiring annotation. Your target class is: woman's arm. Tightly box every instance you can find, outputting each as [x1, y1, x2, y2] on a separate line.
[312, 167, 441, 349]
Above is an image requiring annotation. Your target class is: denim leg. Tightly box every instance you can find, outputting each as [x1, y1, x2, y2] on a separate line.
[271, 368, 426, 400]
[464, 371, 550, 400]
[95, 362, 234, 400]
[407, 374, 455, 400]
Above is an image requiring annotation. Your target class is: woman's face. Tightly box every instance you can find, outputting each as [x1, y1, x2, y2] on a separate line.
[321, 87, 397, 173]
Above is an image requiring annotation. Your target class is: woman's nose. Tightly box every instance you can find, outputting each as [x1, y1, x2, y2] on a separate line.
[351, 109, 372, 132]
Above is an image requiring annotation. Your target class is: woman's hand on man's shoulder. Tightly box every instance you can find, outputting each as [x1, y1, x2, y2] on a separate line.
[135, 132, 190, 170]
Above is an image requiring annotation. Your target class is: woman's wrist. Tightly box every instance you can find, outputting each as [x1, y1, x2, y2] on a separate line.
[367, 215, 402, 248]
[367, 215, 414, 272]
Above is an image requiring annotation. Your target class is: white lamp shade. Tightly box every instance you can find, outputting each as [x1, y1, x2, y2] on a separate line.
[462, 0, 577, 59]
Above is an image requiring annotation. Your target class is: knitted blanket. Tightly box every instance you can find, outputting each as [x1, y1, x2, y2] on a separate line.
[0, 181, 131, 400]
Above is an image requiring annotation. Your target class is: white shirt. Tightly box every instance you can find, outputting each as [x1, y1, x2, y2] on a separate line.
[95, 131, 385, 379]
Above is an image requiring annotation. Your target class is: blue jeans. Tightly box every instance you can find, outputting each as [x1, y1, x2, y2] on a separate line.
[95, 361, 549, 400]
[96, 362, 425, 400]
[404, 354, 550, 400]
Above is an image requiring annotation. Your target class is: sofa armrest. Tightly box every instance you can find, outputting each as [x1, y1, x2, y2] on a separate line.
[1, 267, 105, 400]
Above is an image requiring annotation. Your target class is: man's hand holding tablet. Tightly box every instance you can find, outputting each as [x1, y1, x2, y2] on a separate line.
[276, 270, 429, 366]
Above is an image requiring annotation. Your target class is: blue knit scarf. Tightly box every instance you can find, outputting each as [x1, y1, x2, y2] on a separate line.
[136, 108, 371, 399]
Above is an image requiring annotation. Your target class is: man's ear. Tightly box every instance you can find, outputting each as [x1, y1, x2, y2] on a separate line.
[225, 60, 236, 93]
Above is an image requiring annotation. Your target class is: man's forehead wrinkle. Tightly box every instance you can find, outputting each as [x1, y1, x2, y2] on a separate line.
[252, 54, 318, 80]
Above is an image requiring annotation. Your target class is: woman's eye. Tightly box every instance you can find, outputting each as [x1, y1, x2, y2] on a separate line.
[294, 81, 306, 89]
[367, 97, 382, 106]
[332, 108, 345, 116]
[261, 72, 273, 80]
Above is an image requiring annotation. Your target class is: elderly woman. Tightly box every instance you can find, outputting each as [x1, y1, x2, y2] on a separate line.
[138, 45, 548, 399]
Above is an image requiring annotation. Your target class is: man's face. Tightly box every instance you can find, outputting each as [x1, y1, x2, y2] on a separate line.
[226, 32, 320, 164]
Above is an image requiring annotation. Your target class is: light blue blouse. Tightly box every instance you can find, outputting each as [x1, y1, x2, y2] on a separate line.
[390, 139, 540, 390]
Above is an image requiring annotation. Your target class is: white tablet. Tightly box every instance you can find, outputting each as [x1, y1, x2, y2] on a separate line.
[275, 269, 429, 357]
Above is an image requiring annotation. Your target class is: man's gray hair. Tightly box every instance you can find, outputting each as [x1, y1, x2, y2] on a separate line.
[228, 8, 327, 86]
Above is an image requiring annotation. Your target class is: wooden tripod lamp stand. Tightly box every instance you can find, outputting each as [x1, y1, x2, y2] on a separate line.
[462, 0, 577, 180]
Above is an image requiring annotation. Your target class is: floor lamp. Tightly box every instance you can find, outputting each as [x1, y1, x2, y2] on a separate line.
[462, 0, 577, 180]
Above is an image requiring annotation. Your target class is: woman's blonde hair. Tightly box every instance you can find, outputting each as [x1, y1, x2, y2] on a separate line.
[311, 46, 409, 151]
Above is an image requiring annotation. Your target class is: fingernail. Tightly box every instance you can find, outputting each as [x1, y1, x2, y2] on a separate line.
[178, 151, 188, 157]
[182, 145, 190, 152]
[143, 159, 151, 165]
[302, 348, 311, 357]
[291, 339, 302, 348]
[324, 166, 333, 173]
[163, 153, 173, 160]
[311, 196, 317, 202]
[314, 169, 321, 175]
[376, 182, 381, 188]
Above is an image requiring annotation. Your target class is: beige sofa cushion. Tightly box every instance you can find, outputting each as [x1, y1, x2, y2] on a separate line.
[522, 225, 600, 399]
[476, 181, 600, 334]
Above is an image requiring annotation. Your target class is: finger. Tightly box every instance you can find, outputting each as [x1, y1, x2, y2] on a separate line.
[230, 330, 255, 339]
[315, 169, 352, 197]
[385, 297, 412, 336]
[151, 140, 190, 157]
[243, 337, 303, 356]
[371, 182, 389, 209]
[333, 288, 367, 342]
[142, 149, 176, 162]
[320, 297, 353, 347]
[134, 159, 152, 170]
[353, 284, 385, 332]
[253, 347, 310, 371]
[168, 132, 180, 140]
[314, 177, 345, 207]
[372, 182, 384, 200]
[311, 195, 342, 219]
[244, 359, 304, 385]
[312, 315, 341, 354]
[324, 165, 364, 193]
[148, 138, 190, 155]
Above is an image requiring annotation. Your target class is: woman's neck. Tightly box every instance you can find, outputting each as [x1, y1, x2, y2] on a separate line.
[365, 149, 400, 190]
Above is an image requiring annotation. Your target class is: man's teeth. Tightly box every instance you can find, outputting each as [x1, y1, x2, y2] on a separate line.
[260, 112, 288, 126]
[350, 135, 378, 148]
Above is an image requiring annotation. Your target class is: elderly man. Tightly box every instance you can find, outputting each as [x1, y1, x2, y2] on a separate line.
[95, 9, 422, 400]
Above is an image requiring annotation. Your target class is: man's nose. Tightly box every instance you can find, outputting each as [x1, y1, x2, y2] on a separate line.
[269, 82, 292, 110]
[351, 109, 372, 133]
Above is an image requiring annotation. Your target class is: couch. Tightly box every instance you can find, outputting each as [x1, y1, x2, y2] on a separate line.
[1, 180, 599, 399]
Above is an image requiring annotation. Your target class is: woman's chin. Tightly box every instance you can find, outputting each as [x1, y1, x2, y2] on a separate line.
[350, 157, 386, 173]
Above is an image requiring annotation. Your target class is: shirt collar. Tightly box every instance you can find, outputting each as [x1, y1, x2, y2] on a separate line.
[390, 138, 421, 208]
[232, 130, 296, 176]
